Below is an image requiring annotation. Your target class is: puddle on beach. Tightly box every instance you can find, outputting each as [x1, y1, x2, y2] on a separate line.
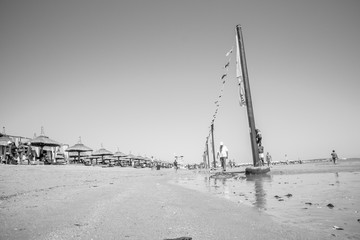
[173, 162, 360, 239]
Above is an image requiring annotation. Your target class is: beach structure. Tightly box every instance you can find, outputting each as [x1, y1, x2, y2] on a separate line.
[113, 150, 128, 166]
[85, 155, 101, 165]
[92, 145, 113, 165]
[68, 151, 91, 163]
[29, 127, 61, 163]
[53, 148, 67, 165]
[0, 127, 34, 164]
[0, 133, 12, 162]
[143, 156, 152, 167]
[103, 155, 117, 166]
[133, 155, 145, 168]
[66, 137, 93, 164]
[124, 153, 136, 167]
[235, 25, 270, 174]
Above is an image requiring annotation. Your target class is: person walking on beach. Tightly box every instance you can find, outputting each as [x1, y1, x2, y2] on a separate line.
[173, 158, 178, 171]
[331, 150, 338, 164]
[217, 142, 228, 172]
[266, 152, 272, 166]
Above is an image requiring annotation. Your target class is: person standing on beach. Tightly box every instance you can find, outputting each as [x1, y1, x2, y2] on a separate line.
[331, 150, 338, 164]
[173, 158, 178, 171]
[217, 142, 228, 172]
[258, 145, 264, 166]
[266, 152, 272, 166]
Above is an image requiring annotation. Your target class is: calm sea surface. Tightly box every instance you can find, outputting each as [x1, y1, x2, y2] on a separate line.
[174, 159, 360, 239]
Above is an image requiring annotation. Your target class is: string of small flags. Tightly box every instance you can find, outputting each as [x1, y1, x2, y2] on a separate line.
[204, 30, 249, 157]
[204, 47, 234, 150]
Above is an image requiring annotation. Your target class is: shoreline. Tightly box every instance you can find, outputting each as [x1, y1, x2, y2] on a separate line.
[0, 165, 335, 239]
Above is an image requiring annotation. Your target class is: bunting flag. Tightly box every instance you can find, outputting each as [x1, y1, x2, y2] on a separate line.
[225, 47, 233, 57]
[205, 46, 235, 149]
[235, 31, 246, 107]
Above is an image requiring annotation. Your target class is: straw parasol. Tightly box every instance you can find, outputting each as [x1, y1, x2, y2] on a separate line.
[66, 137, 93, 164]
[92, 144, 113, 164]
[113, 149, 126, 164]
[113, 149, 126, 158]
[144, 156, 152, 165]
[29, 127, 61, 160]
[123, 153, 138, 166]
[30, 127, 61, 148]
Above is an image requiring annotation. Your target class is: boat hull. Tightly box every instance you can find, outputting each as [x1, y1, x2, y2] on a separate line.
[245, 166, 270, 175]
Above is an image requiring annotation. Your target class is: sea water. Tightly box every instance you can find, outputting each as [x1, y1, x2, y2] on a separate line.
[174, 159, 360, 239]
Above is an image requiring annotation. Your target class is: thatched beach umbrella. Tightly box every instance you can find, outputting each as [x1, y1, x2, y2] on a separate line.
[66, 137, 93, 164]
[113, 149, 127, 164]
[29, 127, 61, 160]
[92, 144, 113, 164]
[144, 156, 152, 167]
[113, 150, 127, 159]
[136, 155, 145, 164]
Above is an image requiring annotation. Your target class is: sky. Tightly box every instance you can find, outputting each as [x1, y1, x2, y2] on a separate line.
[1, 0, 359, 164]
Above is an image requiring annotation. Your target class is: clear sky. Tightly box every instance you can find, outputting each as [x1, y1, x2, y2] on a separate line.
[1, 0, 359, 163]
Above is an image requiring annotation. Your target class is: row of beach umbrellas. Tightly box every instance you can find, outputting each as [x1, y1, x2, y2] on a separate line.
[1, 127, 162, 164]
[64, 137, 157, 164]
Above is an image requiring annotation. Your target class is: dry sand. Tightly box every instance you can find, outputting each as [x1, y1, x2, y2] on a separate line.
[0, 165, 327, 240]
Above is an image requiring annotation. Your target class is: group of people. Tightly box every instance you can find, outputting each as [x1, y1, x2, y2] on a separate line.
[215, 128, 271, 171]
[212, 128, 339, 172]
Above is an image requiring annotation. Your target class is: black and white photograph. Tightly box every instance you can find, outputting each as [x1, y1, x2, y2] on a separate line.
[1, 1, 359, 239]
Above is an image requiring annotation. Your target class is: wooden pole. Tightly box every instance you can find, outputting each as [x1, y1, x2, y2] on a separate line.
[211, 124, 216, 168]
[206, 140, 210, 168]
[236, 25, 260, 167]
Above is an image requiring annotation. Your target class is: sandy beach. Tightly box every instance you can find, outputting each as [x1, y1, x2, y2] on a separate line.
[0, 164, 332, 240]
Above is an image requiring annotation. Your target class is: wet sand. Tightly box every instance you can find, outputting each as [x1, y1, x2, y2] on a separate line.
[175, 159, 360, 240]
[0, 164, 325, 240]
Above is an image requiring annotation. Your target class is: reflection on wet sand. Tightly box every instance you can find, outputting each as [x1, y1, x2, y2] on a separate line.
[246, 175, 272, 209]
[175, 160, 360, 239]
[335, 172, 340, 185]
[204, 173, 272, 209]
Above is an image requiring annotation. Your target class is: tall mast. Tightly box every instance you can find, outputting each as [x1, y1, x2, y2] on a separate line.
[211, 123, 216, 168]
[236, 25, 260, 167]
[206, 140, 210, 168]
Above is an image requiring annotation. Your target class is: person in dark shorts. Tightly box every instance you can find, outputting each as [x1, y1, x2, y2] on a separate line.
[217, 142, 228, 172]
[258, 144, 264, 166]
[331, 150, 338, 164]
[173, 158, 178, 171]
